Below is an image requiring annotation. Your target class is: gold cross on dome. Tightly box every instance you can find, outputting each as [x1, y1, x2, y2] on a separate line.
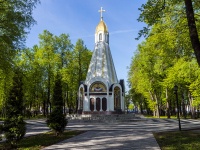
[98, 7, 105, 21]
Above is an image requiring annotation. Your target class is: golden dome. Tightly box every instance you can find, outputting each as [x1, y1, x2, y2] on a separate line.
[95, 20, 108, 33]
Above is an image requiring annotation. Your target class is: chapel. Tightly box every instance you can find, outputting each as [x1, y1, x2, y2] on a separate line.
[78, 7, 125, 114]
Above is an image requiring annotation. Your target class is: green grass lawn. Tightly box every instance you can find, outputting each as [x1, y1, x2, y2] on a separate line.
[0, 130, 84, 150]
[144, 115, 177, 119]
[143, 115, 193, 119]
[154, 130, 200, 150]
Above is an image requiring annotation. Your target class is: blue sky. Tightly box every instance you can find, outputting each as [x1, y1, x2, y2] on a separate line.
[26, 0, 147, 90]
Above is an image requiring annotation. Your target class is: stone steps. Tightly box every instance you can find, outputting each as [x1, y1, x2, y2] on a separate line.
[66, 114, 140, 122]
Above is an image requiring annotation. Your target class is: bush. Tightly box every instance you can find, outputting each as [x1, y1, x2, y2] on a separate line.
[3, 116, 26, 148]
[46, 108, 68, 136]
[0, 124, 3, 141]
[2, 70, 26, 148]
[46, 74, 68, 136]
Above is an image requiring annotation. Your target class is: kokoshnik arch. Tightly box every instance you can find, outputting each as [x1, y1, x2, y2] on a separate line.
[78, 7, 125, 114]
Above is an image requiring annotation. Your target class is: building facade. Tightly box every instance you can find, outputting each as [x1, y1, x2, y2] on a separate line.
[78, 7, 125, 114]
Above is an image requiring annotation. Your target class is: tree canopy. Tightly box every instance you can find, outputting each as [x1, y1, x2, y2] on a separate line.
[137, 0, 200, 66]
[128, 1, 200, 118]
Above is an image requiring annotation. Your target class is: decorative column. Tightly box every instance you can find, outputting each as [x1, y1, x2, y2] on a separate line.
[106, 96, 109, 111]
[100, 98, 102, 111]
[94, 98, 96, 111]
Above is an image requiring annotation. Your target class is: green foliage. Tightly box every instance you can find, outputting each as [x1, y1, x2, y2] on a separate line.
[46, 109, 67, 136]
[13, 30, 92, 116]
[128, 103, 134, 110]
[3, 116, 26, 147]
[61, 39, 92, 109]
[0, 124, 2, 141]
[0, 0, 92, 119]
[2, 70, 26, 147]
[154, 131, 200, 150]
[0, 0, 40, 75]
[128, 2, 200, 117]
[0, 0, 39, 117]
[0, 130, 84, 150]
[137, 0, 200, 66]
[47, 74, 67, 135]
[5, 70, 24, 116]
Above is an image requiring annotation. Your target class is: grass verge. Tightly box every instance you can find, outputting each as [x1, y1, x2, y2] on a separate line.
[154, 130, 200, 150]
[0, 130, 85, 150]
[144, 115, 178, 119]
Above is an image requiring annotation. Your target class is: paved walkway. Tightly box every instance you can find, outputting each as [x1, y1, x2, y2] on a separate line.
[3, 116, 200, 149]
[43, 130, 160, 150]
[43, 115, 200, 150]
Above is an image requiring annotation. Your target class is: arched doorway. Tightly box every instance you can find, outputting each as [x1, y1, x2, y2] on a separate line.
[90, 98, 94, 111]
[114, 86, 121, 110]
[102, 97, 107, 111]
[96, 98, 100, 111]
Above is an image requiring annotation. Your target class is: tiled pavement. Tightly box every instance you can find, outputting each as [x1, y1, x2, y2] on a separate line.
[43, 130, 160, 150]
[42, 116, 200, 150]
[2, 116, 200, 149]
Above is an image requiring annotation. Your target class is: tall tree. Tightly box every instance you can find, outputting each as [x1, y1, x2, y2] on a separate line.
[46, 74, 67, 136]
[3, 69, 26, 148]
[128, 15, 196, 117]
[0, 0, 40, 71]
[16, 46, 45, 115]
[61, 39, 92, 110]
[37, 30, 59, 115]
[54, 34, 73, 113]
[137, 0, 200, 65]
[0, 0, 40, 116]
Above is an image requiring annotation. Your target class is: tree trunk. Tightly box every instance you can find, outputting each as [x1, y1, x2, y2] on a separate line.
[43, 101, 46, 116]
[154, 94, 160, 118]
[140, 103, 143, 114]
[184, 0, 200, 66]
[188, 92, 195, 119]
[181, 91, 187, 119]
[47, 68, 51, 115]
[166, 88, 170, 118]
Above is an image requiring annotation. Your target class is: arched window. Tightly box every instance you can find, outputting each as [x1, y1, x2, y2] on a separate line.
[90, 98, 94, 111]
[102, 98, 107, 111]
[99, 33, 102, 41]
[114, 86, 121, 110]
[96, 98, 100, 111]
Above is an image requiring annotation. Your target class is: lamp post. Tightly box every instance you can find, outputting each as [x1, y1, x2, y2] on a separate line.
[174, 85, 181, 131]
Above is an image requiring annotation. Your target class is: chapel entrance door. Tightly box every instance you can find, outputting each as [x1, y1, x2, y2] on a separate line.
[96, 98, 100, 111]
[90, 98, 94, 111]
[102, 98, 107, 111]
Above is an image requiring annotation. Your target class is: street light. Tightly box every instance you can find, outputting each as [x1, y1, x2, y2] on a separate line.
[174, 85, 181, 131]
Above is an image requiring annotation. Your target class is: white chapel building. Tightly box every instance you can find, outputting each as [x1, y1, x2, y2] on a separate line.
[78, 7, 125, 114]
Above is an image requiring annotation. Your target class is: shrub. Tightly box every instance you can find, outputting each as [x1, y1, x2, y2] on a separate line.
[0, 124, 3, 141]
[46, 74, 68, 136]
[46, 108, 68, 136]
[3, 116, 26, 147]
[2, 69, 26, 148]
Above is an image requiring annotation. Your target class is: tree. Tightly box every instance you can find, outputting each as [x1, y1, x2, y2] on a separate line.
[128, 17, 192, 117]
[16, 47, 45, 117]
[3, 69, 26, 148]
[37, 30, 59, 115]
[0, 0, 40, 72]
[54, 34, 73, 114]
[0, 0, 40, 118]
[137, 0, 200, 66]
[46, 74, 67, 136]
[61, 39, 92, 111]
[129, 10, 200, 118]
